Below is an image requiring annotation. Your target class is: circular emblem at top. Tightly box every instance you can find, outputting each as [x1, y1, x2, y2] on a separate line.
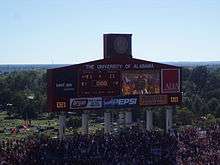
[113, 36, 128, 54]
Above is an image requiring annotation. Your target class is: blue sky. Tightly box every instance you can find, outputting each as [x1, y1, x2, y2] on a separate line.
[1, 0, 220, 64]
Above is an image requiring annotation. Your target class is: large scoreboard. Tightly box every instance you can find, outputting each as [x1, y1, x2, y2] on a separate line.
[47, 58, 182, 112]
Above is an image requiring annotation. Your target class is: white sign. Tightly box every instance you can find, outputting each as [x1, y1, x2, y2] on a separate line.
[70, 97, 102, 109]
[83, 63, 154, 70]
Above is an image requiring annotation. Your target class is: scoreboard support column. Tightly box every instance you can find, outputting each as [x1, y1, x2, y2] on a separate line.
[59, 113, 66, 140]
[125, 110, 132, 126]
[119, 112, 125, 126]
[104, 111, 111, 133]
[166, 107, 173, 133]
[146, 110, 153, 131]
[82, 113, 89, 134]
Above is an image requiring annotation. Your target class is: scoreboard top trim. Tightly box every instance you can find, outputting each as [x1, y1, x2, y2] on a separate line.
[47, 58, 180, 72]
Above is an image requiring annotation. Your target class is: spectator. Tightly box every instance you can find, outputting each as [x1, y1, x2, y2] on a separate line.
[1, 124, 219, 164]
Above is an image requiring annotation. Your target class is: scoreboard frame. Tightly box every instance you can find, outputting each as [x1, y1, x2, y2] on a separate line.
[47, 58, 182, 112]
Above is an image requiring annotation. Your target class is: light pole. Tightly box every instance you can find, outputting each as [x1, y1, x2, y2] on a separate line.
[26, 95, 34, 126]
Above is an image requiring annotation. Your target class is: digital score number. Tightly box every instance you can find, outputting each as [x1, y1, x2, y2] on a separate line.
[94, 80, 108, 87]
[79, 71, 120, 96]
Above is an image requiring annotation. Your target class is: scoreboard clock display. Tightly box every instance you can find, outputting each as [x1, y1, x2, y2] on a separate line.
[78, 70, 121, 97]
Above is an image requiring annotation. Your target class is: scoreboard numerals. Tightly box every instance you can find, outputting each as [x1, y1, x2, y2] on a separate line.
[170, 96, 179, 103]
[81, 82, 87, 86]
[56, 102, 66, 108]
[96, 80, 108, 87]
[110, 74, 115, 78]
[79, 71, 121, 96]
[82, 74, 92, 79]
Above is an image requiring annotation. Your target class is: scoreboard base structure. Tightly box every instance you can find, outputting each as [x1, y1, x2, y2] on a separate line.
[55, 105, 177, 139]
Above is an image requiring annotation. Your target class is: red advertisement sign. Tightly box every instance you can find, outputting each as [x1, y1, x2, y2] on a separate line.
[139, 93, 182, 106]
[161, 69, 180, 93]
[140, 94, 168, 106]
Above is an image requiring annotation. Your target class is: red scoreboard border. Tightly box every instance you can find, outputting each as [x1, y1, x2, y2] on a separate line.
[47, 58, 182, 112]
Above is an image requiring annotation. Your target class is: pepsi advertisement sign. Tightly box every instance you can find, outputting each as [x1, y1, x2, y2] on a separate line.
[103, 96, 138, 109]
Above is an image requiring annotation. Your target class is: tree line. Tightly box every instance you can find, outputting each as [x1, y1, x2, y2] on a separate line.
[0, 70, 47, 120]
[0, 66, 220, 125]
[182, 66, 220, 116]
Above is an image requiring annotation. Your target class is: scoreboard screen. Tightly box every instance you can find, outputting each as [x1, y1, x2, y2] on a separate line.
[121, 70, 160, 95]
[78, 70, 121, 97]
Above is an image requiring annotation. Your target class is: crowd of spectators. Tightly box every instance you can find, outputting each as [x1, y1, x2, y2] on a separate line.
[176, 124, 220, 165]
[1, 127, 176, 165]
[0, 125, 219, 165]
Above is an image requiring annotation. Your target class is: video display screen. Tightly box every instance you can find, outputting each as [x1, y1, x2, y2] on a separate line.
[122, 70, 160, 95]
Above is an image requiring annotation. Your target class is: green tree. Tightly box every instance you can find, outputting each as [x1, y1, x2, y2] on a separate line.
[190, 66, 208, 94]
[205, 114, 216, 126]
[0, 70, 47, 118]
[207, 98, 219, 113]
[207, 89, 220, 101]
[192, 95, 204, 115]
[215, 104, 220, 118]
[182, 67, 192, 81]
[200, 104, 209, 115]
[66, 116, 81, 128]
[175, 107, 194, 126]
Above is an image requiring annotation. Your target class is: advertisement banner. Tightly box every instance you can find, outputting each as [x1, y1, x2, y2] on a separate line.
[70, 97, 102, 109]
[140, 93, 182, 106]
[140, 94, 168, 106]
[161, 69, 180, 93]
[103, 96, 139, 109]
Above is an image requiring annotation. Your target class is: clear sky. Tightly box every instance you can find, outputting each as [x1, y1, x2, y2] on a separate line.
[1, 0, 220, 64]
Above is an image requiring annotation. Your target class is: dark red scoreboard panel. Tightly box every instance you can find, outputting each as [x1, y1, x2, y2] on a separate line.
[47, 59, 182, 112]
[47, 69, 78, 112]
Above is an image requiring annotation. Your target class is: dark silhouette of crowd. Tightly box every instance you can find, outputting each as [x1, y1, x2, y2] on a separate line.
[1, 127, 177, 165]
[176, 124, 220, 164]
[1, 125, 220, 165]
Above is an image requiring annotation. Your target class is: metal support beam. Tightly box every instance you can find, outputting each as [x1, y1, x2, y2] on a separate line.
[82, 113, 88, 134]
[59, 113, 66, 140]
[146, 110, 153, 131]
[119, 112, 125, 125]
[104, 112, 111, 133]
[125, 111, 132, 126]
[166, 108, 173, 133]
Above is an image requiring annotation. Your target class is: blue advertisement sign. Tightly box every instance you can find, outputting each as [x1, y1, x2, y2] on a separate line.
[70, 97, 102, 110]
[103, 96, 139, 109]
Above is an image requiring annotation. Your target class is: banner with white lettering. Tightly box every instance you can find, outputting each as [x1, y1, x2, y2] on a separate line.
[70, 97, 102, 109]
[161, 69, 180, 93]
[54, 71, 77, 97]
[103, 96, 139, 109]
